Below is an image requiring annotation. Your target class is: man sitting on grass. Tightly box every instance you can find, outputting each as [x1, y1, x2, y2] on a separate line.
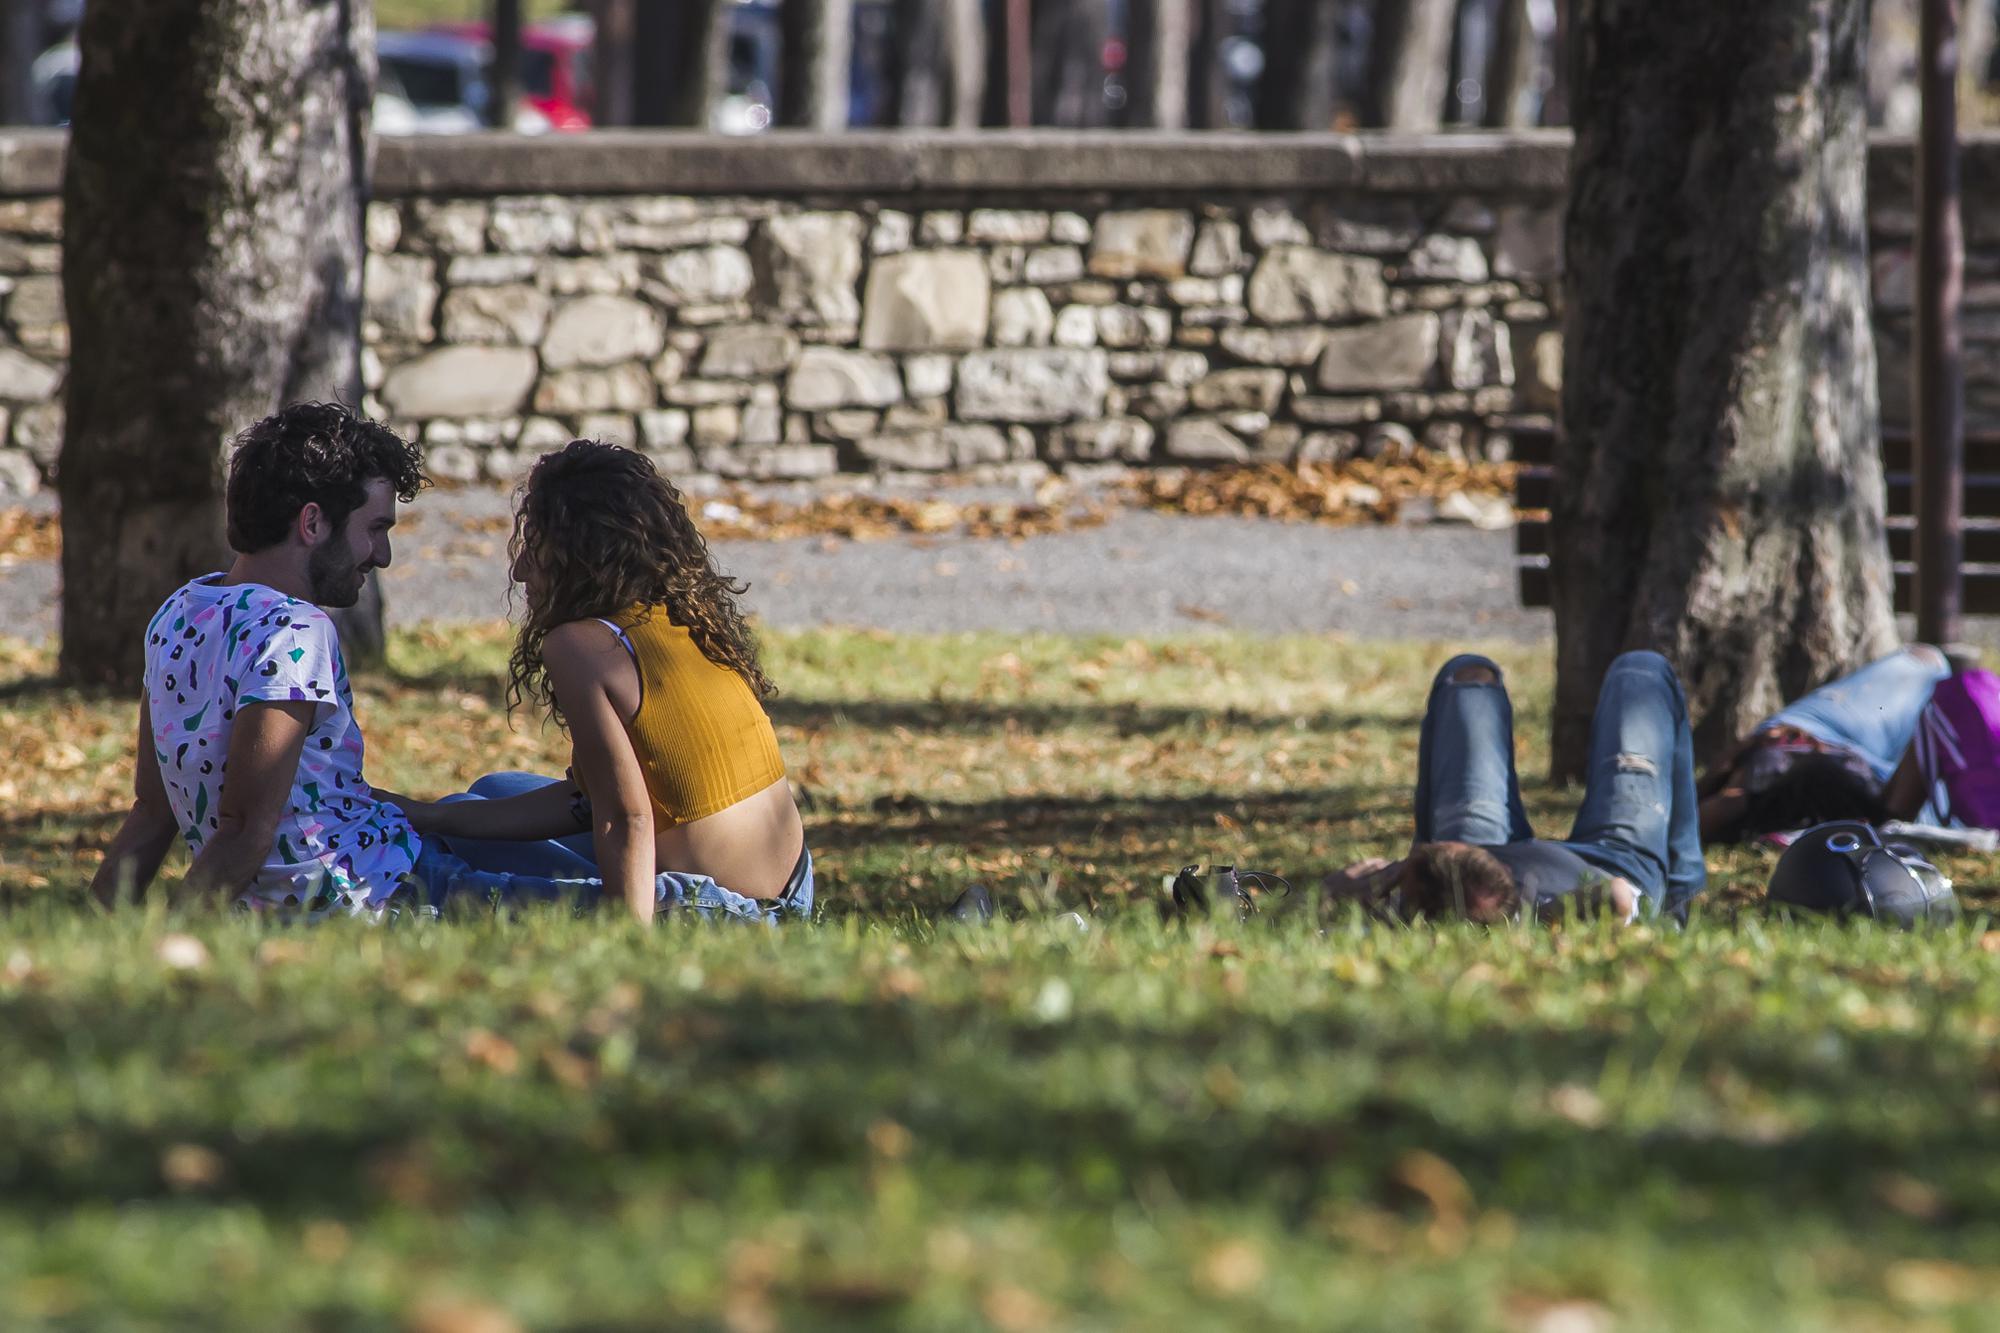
[90, 404, 430, 914]
[1325, 651, 1706, 925]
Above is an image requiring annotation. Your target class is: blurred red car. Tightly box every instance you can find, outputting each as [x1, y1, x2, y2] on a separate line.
[430, 14, 595, 131]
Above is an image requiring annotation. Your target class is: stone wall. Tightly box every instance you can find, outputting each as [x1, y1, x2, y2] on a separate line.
[0, 130, 1969, 494]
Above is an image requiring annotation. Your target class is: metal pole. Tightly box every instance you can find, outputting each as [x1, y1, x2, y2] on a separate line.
[1917, 0, 1966, 646]
[1006, 0, 1031, 126]
[489, 0, 523, 129]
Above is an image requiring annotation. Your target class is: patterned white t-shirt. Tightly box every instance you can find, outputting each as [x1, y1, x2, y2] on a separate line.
[142, 575, 419, 912]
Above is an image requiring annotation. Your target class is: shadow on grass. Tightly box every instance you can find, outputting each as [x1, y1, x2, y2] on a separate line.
[769, 697, 1423, 738]
[1, 992, 1990, 1241]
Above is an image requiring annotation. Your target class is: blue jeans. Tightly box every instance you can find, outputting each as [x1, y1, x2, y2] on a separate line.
[1762, 645, 1949, 784]
[410, 771, 815, 923]
[1413, 651, 1706, 919]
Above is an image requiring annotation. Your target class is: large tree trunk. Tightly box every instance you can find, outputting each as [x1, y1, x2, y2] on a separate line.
[1553, 0, 1896, 778]
[59, 0, 372, 688]
[632, 0, 731, 127]
[1256, 0, 1342, 130]
[1483, 0, 1536, 127]
[1125, 0, 1194, 128]
[780, 0, 853, 128]
[1365, 0, 1457, 128]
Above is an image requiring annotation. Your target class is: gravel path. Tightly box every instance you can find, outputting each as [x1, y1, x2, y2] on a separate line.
[1, 482, 1550, 643]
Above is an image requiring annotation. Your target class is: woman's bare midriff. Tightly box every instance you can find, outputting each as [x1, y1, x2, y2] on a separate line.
[654, 777, 805, 899]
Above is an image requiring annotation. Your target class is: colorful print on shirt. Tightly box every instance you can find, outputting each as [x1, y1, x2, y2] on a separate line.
[142, 575, 419, 914]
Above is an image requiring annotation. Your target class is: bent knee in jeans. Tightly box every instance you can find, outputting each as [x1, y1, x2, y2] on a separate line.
[1433, 653, 1505, 689]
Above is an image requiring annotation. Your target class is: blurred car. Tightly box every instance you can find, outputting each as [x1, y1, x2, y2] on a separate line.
[376, 30, 552, 135]
[429, 14, 594, 130]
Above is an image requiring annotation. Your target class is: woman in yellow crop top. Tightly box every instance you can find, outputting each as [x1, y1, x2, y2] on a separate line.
[384, 442, 809, 923]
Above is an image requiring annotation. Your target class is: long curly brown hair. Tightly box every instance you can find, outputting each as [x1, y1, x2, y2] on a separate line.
[507, 441, 775, 723]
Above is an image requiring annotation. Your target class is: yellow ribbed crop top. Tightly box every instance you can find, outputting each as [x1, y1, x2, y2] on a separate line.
[603, 607, 785, 826]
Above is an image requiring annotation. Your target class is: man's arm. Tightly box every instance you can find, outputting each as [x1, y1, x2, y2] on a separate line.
[89, 698, 182, 907]
[183, 700, 316, 902]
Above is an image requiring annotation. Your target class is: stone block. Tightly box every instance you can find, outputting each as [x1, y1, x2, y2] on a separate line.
[0, 447, 37, 496]
[0, 346, 64, 402]
[0, 200, 61, 239]
[787, 346, 904, 409]
[639, 409, 692, 447]
[968, 209, 1050, 244]
[1218, 325, 1327, 367]
[1443, 309, 1515, 389]
[956, 349, 1109, 422]
[413, 199, 489, 255]
[0, 237, 59, 274]
[871, 209, 913, 255]
[1168, 274, 1243, 307]
[1248, 203, 1310, 248]
[664, 379, 756, 406]
[1126, 383, 1189, 422]
[380, 344, 540, 418]
[1405, 234, 1489, 283]
[700, 325, 801, 378]
[1190, 219, 1244, 276]
[542, 255, 643, 296]
[883, 400, 948, 430]
[1255, 422, 1303, 461]
[860, 250, 991, 351]
[12, 402, 60, 465]
[570, 413, 632, 445]
[1247, 248, 1389, 323]
[1051, 211, 1093, 244]
[741, 395, 783, 447]
[489, 196, 578, 253]
[1292, 395, 1383, 426]
[1051, 417, 1155, 463]
[533, 362, 656, 414]
[857, 423, 1010, 471]
[361, 256, 435, 342]
[1315, 313, 1441, 392]
[1522, 329, 1563, 412]
[1296, 430, 1362, 465]
[728, 444, 839, 479]
[446, 254, 540, 286]
[1494, 205, 1563, 280]
[692, 403, 741, 446]
[992, 287, 1054, 346]
[1089, 210, 1197, 279]
[815, 409, 881, 440]
[423, 442, 482, 483]
[756, 211, 864, 325]
[1164, 417, 1248, 462]
[440, 284, 550, 346]
[1191, 367, 1286, 413]
[1105, 349, 1209, 384]
[518, 416, 573, 451]
[1309, 200, 1423, 254]
[541, 294, 665, 369]
[903, 354, 955, 399]
[919, 211, 964, 244]
[987, 246, 1026, 284]
[1053, 304, 1099, 348]
[652, 347, 688, 387]
[1023, 245, 1085, 285]
[366, 202, 403, 253]
[1094, 305, 1172, 349]
[654, 246, 755, 304]
[5, 273, 62, 328]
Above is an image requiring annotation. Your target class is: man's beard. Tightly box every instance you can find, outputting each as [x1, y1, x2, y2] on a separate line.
[306, 537, 368, 608]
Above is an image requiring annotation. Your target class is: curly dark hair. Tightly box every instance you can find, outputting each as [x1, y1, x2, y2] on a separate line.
[226, 402, 429, 553]
[1401, 842, 1519, 923]
[507, 441, 775, 722]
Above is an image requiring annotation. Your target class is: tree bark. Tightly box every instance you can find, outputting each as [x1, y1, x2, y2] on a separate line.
[1365, 0, 1457, 128]
[1125, 0, 1194, 128]
[59, 0, 373, 688]
[1256, 0, 1342, 130]
[633, 0, 731, 127]
[780, 0, 854, 128]
[1553, 0, 1896, 778]
[1483, 0, 1535, 127]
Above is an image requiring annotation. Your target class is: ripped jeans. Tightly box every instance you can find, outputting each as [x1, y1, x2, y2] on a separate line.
[1413, 650, 1706, 919]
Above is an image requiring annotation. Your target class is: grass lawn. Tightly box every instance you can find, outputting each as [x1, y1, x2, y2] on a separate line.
[4, 626, 2000, 1330]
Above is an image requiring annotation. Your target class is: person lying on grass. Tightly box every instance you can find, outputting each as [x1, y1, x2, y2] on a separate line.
[1697, 645, 1954, 842]
[91, 404, 432, 915]
[377, 441, 811, 924]
[1322, 651, 1706, 926]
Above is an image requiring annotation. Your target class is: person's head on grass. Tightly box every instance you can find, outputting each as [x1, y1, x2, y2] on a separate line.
[1398, 840, 1519, 923]
[507, 440, 775, 721]
[226, 402, 427, 608]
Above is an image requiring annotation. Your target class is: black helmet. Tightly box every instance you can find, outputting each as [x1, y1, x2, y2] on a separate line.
[1767, 822, 1959, 928]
